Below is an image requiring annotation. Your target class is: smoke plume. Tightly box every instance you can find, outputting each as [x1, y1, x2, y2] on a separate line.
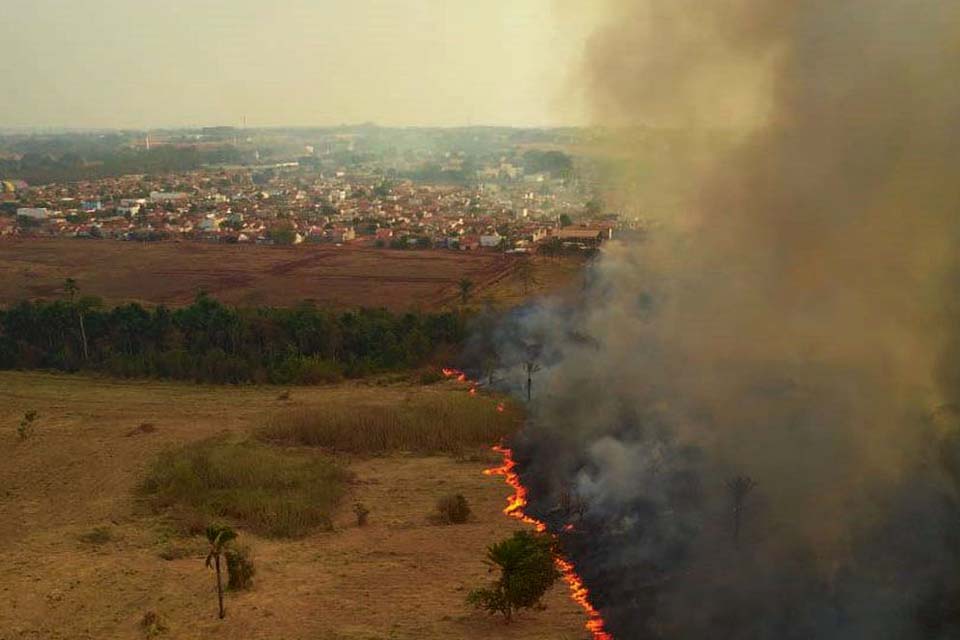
[489, 1, 960, 637]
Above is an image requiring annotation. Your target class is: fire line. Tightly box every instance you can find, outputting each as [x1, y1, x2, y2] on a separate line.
[441, 367, 612, 640]
[485, 445, 613, 640]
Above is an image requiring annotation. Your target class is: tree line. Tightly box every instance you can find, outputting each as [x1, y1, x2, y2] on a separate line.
[0, 292, 467, 384]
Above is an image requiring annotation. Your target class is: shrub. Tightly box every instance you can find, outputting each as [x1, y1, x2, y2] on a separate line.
[140, 610, 167, 636]
[17, 410, 38, 440]
[259, 394, 516, 455]
[436, 494, 471, 524]
[418, 368, 444, 385]
[78, 526, 112, 545]
[353, 503, 370, 527]
[140, 438, 349, 538]
[225, 545, 256, 591]
[468, 531, 560, 622]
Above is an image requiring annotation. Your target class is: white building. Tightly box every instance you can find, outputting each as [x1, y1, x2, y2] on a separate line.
[150, 191, 188, 203]
[17, 207, 49, 220]
[480, 232, 502, 248]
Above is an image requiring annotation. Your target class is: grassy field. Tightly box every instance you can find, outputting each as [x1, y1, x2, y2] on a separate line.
[0, 372, 590, 640]
[0, 238, 518, 310]
[259, 392, 520, 454]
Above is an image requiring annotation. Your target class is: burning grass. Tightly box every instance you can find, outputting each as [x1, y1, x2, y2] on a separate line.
[258, 392, 518, 455]
[140, 438, 350, 538]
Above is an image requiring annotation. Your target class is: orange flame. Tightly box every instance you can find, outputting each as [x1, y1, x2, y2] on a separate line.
[442, 367, 468, 383]
[445, 365, 612, 638]
[485, 445, 613, 640]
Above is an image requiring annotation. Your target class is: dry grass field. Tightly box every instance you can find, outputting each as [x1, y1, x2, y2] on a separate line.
[0, 372, 590, 640]
[0, 239, 519, 309]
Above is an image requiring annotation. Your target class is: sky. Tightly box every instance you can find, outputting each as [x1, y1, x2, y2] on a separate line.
[1, 0, 596, 129]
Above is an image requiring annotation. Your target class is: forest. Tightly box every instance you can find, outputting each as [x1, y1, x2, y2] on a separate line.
[0, 293, 467, 384]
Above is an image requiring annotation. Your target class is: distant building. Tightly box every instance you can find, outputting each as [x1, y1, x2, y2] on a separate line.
[554, 227, 609, 247]
[81, 200, 102, 212]
[480, 232, 502, 248]
[17, 207, 49, 220]
[150, 191, 188, 203]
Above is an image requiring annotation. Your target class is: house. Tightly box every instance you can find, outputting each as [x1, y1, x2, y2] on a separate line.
[17, 207, 49, 220]
[480, 232, 502, 248]
[554, 228, 606, 247]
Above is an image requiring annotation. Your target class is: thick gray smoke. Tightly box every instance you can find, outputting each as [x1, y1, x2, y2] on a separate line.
[481, 1, 960, 637]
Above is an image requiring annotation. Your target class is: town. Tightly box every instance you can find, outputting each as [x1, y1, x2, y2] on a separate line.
[0, 128, 627, 253]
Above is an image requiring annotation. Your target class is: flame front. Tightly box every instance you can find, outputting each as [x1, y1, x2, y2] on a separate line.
[485, 445, 613, 640]
[442, 365, 612, 638]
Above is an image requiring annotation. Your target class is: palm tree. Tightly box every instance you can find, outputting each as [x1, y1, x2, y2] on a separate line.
[205, 524, 237, 619]
[458, 277, 475, 305]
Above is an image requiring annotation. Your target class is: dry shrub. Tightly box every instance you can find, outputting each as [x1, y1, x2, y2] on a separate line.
[140, 438, 349, 538]
[126, 422, 157, 437]
[140, 610, 167, 636]
[437, 494, 471, 524]
[225, 545, 255, 591]
[78, 526, 112, 545]
[259, 394, 517, 455]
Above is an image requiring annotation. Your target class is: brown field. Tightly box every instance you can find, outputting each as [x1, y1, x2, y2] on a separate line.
[0, 238, 521, 309]
[0, 372, 590, 640]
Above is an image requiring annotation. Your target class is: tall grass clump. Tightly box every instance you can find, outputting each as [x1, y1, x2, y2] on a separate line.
[140, 438, 349, 538]
[258, 394, 518, 454]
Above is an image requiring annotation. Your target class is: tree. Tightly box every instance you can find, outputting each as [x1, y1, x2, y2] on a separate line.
[515, 258, 539, 296]
[205, 524, 237, 619]
[481, 354, 499, 387]
[523, 345, 542, 402]
[468, 531, 560, 622]
[558, 213, 573, 228]
[458, 277, 475, 305]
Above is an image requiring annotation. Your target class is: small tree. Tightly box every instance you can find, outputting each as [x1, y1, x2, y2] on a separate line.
[468, 531, 559, 622]
[458, 277, 475, 305]
[726, 475, 757, 550]
[64, 278, 89, 361]
[205, 524, 237, 619]
[481, 354, 499, 387]
[523, 345, 542, 402]
[515, 258, 539, 296]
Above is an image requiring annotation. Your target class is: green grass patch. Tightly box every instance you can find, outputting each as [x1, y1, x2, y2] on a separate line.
[258, 392, 519, 454]
[140, 438, 350, 538]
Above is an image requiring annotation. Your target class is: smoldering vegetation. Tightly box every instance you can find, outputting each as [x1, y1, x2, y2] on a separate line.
[464, 1, 960, 637]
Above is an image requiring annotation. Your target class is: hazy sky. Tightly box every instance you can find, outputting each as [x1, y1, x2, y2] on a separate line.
[1, 0, 596, 129]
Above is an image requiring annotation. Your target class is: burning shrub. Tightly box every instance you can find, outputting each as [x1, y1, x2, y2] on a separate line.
[140, 438, 349, 538]
[225, 545, 255, 591]
[436, 493, 471, 524]
[467, 531, 559, 622]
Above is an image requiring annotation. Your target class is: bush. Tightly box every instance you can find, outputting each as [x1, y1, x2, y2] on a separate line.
[437, 494, 471, 524]
[78, 526, 112, 545]
[140, 438, 350, 538]
[140, 610, 167, 636]
[418, 368, 444, 385]
[354, 503, 370, 527]
[259, 394, 516, 455]
[225, 545, 256, 591]
[468, 531, 560, 622]
[17, 410, 38, 440]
